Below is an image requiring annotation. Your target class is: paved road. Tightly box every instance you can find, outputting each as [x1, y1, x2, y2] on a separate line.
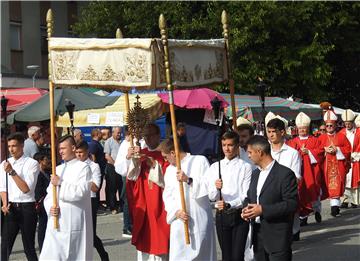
[8, 200, 360, 260]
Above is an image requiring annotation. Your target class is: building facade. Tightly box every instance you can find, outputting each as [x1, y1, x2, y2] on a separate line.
[1, 1, 86, 88]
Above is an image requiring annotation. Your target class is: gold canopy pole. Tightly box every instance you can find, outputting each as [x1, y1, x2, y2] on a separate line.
[222, 10, 237, 130]
[116, 28, 134, 147]
[159, 14, 190, 245]
[46, 9, 59, 229]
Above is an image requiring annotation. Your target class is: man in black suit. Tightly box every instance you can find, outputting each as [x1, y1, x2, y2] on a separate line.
[241, 135, 298, 261]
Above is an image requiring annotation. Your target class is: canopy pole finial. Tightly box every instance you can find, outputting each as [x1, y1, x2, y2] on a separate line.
[158, 13, 190, 245]
[116, 28, 123, 39]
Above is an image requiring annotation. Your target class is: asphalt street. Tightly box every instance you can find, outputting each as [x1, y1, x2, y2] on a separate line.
[8, 199, 360, 261]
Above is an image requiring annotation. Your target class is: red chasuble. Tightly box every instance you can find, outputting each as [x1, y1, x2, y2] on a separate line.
[351, 128, 360, 188]
[287, 136, 323, 215]
[317, 132, 351, 198]
[126, 148, 170, 255]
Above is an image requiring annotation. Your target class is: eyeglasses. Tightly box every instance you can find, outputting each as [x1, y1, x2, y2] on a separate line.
[326, 124, 334, 127]
[319, 128, 326, 131]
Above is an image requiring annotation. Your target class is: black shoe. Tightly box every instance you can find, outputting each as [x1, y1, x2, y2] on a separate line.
[331, 206, 340, 217]
[340, 202, 348, 209]
[300, 217, 308, 226]
[122, 229, 132, 238]
[293, 231, 300, 241]
[315, 212, 322, 223]
[351, 203, 358, 208]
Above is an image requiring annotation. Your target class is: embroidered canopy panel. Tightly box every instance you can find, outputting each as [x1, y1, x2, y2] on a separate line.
[49, 38, 228, 90]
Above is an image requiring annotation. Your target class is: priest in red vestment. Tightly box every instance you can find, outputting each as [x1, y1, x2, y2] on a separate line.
[287, 112, 324, 225]
[339, 109, 359, 208]
[318, 110, 351, 217]
[126, 123, 170, 260]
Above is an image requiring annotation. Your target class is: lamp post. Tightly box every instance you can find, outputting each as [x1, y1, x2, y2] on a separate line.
[65, 99, 75, 136]
[26, 65, 40, 88]
[257, 77, 267, 132]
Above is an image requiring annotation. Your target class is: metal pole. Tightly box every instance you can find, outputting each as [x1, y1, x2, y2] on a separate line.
[159, 14, 190, 245]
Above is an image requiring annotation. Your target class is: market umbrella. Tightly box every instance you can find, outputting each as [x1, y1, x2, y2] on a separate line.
[0, 87, 47, 112]
[7, 88, 117, 124]
[158, 88, 229, 110]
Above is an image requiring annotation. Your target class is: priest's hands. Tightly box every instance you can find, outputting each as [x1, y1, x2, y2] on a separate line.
[241, 203, 262, 221]
[175, 210, 189, 222]
[176, 170, 189, 183]
[126, 146, 141, 159]
[145, 156, 156, 168]
[300, 147, 309, 155]
[325, 145, 336, 154]
[50, 206, 60, 217]
[50, 175, 61, 186]
[215, 179, 222, 189]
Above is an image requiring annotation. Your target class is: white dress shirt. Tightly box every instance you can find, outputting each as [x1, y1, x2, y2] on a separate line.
[271, 142, 302, 179]
[207, 156, 252, 209]
[85, 158, 101, 198]
[255, 160, 276, 223]
[0, 155, 39, 202]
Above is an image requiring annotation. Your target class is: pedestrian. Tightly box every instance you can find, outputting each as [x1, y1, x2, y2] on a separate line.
[339, 109, 359, 208]
[236, 120, 256, 169]
[75, 140, 109, 261]
[100, 128, 111, 147]
[104, 126, 123, 214]
[241, 135, 298, 261]
[125, 123, 170, 260]
[114, 130, 136, 238]
[317, 110, 351, 217]
[266, 117, 302, 241]
[33, 152, 51, 252]
[161, 138, 217, 261]
[73, 128, 84, 144]
[24, 126, 41, 158]
[0, 132, 39, 261]
[176, 122, 190, 153]
[206, 131, 252, 261]
[287, 112, 323, 226]
[39, 135, 93, 260]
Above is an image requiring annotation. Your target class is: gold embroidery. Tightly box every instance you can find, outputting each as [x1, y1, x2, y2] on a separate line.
[53, 53, 76, 80]
[125, 53, 149, 82]
[81, 65, 99, 81]
[328, 159, 338, 190]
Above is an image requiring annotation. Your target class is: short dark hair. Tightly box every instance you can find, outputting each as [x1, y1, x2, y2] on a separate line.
[159, 137, 182, 154]
[7, 132, 25, 144]
[177, 122, 186, 129]
[75, 140, 89, 151]
[59, 134, 75, 145]
[247, 135, 271, 155]
[221, 131, 239, 145]
[267, 118, 285, 131]
[145, 123, 160, 135]
[33, 152, 48, 162]
[237, 124, 255, 136]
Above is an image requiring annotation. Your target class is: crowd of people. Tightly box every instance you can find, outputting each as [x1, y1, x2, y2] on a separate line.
[0, 106, 359, 261]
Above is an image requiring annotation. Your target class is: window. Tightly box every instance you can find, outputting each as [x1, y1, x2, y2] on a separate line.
[10, 22, 22, 50]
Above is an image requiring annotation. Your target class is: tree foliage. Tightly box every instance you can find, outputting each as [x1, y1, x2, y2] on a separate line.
[72, 1, 360, 110]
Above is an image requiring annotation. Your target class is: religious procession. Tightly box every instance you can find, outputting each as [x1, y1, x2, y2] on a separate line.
[1, 2, 360, 261]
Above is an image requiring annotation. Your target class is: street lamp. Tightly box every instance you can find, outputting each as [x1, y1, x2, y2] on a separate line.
[257, 77, 267, 127]
[65, 99, 75, 135]
[26, 65, 40, 88]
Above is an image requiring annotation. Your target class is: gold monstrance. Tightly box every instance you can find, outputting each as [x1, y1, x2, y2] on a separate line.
[127, 95, 149, 157]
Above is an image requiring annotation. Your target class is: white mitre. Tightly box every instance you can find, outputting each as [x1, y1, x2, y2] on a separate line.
[341, 109, 355, 122]
[295, 112, 311, 127]
[355, 114, 360, 128]
[236, 116, 252, 126]
[265, 111, 276, 126]
[323, 110, 337, 123]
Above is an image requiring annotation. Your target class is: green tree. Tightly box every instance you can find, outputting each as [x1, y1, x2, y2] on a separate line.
[72, 1, 360, 110]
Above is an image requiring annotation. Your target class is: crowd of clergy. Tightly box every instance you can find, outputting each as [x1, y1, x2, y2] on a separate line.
[0, 103, 359, 261]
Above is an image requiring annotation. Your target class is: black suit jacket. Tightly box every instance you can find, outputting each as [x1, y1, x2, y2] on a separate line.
[244, 161, 298, 253]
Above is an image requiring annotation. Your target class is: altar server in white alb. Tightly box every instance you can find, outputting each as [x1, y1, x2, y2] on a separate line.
[206, 131, 253, 261]
[39, 135, 93, 261]
[160, 138, 216, 261]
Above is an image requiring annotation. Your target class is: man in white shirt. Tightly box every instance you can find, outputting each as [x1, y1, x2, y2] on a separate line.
[237, 122, 256, 169]
[207, 131, 253, 261]
[242, 135, 298, 261]
[160, 138, 217, 261]
[39, 135, 93, 261]
[266, 118, 302, 241]
[75, 140, 109, 261]
[24, 126, 41, 158]
[0, 132, 39, 261]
